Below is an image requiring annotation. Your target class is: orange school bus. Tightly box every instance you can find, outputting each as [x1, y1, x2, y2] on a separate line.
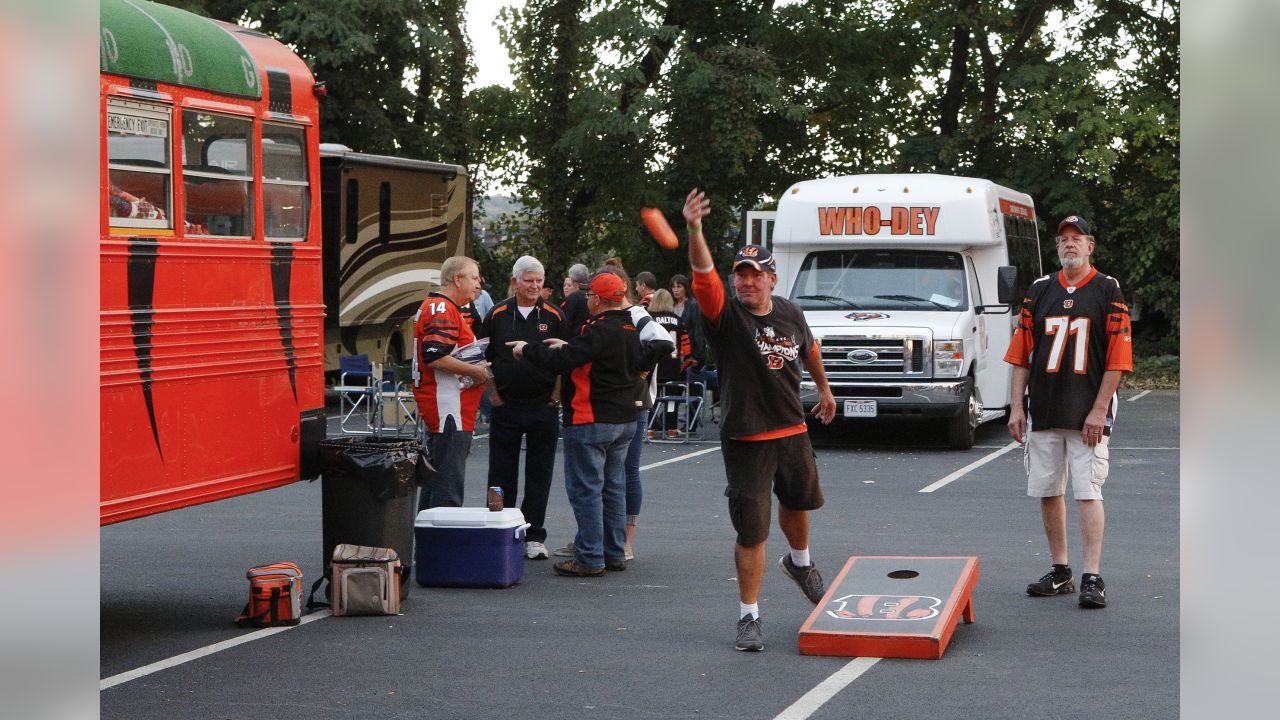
[100, 0, 325, 524]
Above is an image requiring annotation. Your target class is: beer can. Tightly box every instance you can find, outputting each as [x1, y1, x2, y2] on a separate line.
[487, 486, 504, 512]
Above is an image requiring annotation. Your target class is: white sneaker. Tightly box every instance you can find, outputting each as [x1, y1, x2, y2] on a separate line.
[525, 541, 550, 560]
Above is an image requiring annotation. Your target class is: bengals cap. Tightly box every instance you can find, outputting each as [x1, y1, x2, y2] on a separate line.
[1057, 215, 1093, 236]
[732, 244, 777, 273]
[588, 272, 627, 302]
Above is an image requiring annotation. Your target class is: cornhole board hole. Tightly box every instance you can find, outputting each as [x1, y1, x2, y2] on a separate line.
[798, 556, 979, 659]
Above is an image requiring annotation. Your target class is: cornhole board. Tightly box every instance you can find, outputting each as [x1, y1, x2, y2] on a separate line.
[798, 556, 979, 659]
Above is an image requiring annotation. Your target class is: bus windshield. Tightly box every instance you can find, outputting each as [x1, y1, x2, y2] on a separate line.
[789, 249, 968, 312]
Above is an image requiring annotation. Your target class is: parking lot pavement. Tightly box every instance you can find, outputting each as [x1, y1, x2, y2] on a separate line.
[101, 390, 1178, 719]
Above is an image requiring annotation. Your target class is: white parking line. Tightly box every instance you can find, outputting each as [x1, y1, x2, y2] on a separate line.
[773, 657, 882, 719]
[103, 446, 722, 691]
[919, 441, 1020, 493]
[641, 445, 721, 471]
[100, 610, 332, 690]
[1127, 389, 1152, 402]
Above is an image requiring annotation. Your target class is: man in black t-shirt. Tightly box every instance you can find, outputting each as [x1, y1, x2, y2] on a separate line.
[682, 189, 838, 652]
[1004, 215, 1133, 609]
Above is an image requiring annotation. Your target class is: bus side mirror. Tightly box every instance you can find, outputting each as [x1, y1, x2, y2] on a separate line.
[996, 266, 1018, 305]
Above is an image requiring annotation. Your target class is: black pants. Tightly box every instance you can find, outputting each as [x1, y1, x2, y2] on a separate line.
[487, 402, 560, 543]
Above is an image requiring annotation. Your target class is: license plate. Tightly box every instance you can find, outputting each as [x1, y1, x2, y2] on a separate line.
[844, 399, 877, 418]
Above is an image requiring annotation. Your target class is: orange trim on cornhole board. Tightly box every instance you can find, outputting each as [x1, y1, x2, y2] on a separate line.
[798, 556, 979, 660]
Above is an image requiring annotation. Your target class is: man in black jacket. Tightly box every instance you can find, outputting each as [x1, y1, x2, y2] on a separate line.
[510, 272, 647, 577]
[484, 255, 566, 560]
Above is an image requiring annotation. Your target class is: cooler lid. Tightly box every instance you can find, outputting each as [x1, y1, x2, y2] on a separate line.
[415, 507, 526, 528]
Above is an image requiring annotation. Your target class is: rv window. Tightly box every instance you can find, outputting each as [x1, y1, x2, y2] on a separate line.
[379, 182, 391, 242]
[345, 179, 359, 243]
[106, 100, 172, 230]
[789, 250, 968, 312]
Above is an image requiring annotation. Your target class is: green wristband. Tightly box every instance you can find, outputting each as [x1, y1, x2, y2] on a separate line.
[687, 224, 702, 234]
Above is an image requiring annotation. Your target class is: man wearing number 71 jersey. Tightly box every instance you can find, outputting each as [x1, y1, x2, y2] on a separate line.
[1004, 215, 1132, 609]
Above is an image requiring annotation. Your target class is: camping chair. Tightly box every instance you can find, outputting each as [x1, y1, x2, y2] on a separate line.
[376, 361, 419, 438]
[335, 354, 379, 435]
[647, 370, 707, 444]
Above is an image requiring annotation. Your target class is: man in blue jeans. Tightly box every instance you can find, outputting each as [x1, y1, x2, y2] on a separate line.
[509, 272, 644, 576]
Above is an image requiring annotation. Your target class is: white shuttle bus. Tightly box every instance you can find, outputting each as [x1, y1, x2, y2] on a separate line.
[758, 174, 1043, 448]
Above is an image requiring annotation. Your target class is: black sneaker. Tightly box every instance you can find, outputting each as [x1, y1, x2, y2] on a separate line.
[734, 614, 764, 652]
[1026, 566, 1075, 596]
[1079, 574, 1107, 608]
[778, 555, 826, 604]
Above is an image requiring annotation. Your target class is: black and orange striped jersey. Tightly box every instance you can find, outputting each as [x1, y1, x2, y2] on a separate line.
[412, 291, 484, 433]
[1004, 267, 1133, 432]
[521, 309, 642, 426]
[650, 310, 694, 381]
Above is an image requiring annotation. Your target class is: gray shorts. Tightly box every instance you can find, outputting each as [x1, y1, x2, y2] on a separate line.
[1023, 428, 1109, 500]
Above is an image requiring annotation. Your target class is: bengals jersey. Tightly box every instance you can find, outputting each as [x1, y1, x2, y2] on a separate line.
[412, 292, 484, 433]
[1003, 268, 1133, 432]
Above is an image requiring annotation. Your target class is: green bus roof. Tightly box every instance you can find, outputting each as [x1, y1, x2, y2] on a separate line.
[100, 0, 261, 99]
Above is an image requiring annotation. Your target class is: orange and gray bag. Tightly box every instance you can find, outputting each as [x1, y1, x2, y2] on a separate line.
[329, 544, 402, 616]
[235, 562, 303, 627]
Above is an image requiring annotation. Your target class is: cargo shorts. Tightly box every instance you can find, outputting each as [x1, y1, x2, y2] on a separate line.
[722, 433, 824, 547]
[1023, 428, 1110, 501]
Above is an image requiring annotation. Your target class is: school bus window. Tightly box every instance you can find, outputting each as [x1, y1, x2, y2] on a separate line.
[182, 111, 253, 237]
[262, 124, 308, 240]
[106, 102, 171, 229]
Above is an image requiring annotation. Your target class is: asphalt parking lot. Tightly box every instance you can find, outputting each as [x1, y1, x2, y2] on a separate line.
[101, 390, 1178, 719]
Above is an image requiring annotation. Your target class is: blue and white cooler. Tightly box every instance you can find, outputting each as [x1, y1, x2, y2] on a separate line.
[414, 508, 530, 588]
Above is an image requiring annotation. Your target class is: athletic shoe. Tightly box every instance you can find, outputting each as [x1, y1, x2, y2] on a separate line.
[551, 542, 575, 557]
[553, 560, 603, 577]
[525, 541, 549, 560]
[605, 558, 627, 572]
[1079, 574, 1107, 608]
[1026, 566, 1075, 596]
[735, 614, 764, 652]
[778, 555, 826, 604]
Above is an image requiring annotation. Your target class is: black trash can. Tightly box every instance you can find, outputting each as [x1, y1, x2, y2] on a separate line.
[317, 436, 432, 599]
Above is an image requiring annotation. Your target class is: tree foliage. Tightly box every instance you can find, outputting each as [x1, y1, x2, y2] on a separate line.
[163, 0, 1179, 350]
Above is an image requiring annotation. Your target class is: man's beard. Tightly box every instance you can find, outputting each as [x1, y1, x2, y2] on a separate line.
[1059, 253, 1085, 270]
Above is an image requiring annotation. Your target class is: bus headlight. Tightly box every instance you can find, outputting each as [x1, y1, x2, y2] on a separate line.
[934, 341, 963, 378]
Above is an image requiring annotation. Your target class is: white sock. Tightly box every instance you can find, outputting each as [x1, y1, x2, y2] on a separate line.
[790, 547, 811, 567]
[739, 602, 759, 620]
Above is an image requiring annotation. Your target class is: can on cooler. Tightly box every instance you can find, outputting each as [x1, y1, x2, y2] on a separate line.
[487, 486, 504, 512]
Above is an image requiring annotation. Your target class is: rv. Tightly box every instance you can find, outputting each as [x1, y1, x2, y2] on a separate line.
[319, 145, 469, 376]
[759, 174, 1043, 449]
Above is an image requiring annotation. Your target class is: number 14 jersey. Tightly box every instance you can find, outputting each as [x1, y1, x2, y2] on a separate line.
[1003, 267, 1133, 432]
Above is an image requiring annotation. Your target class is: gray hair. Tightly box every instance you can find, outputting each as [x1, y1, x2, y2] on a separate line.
[568, 263, 591, 284]
[440, 255, 477, 287]
[511, 255, 545, 279]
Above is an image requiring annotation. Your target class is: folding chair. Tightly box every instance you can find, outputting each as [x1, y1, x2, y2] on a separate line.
[647, 371, 707, 443]
[376, 362, 419, 438]
[335, 354, 379, 435]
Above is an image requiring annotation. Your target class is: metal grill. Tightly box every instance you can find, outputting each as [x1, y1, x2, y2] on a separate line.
[819, 335, 929, 378]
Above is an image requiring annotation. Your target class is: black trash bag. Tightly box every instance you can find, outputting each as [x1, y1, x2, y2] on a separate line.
[316, 436, 433, 501]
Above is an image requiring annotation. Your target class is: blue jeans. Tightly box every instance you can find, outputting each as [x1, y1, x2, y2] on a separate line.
[562, 421, 635, 568]
[418, 415, 471, 510]
[625, 409, 649, 518]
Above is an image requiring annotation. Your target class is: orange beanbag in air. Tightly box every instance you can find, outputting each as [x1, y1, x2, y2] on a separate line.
[641, 207, 679, 250]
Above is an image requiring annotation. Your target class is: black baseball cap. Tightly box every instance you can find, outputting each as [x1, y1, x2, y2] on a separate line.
[1057, 215, 1093, 236]
[732, 244, 777, 273]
